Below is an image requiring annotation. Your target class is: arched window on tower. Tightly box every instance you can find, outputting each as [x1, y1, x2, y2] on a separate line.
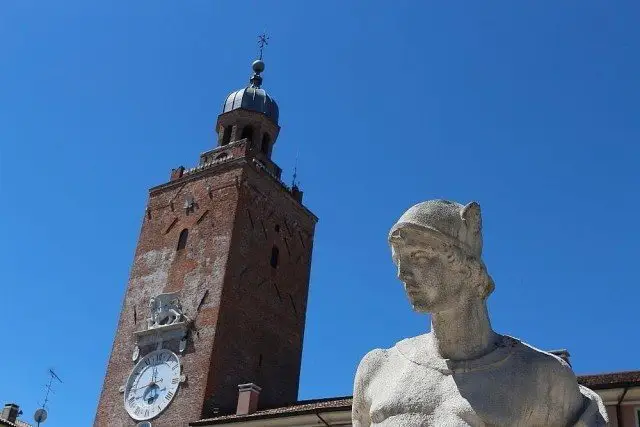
[177, 229, 189, 251]
[270, 245, 279, 268]
[261, 134, 271, 155]
[221, 125, 232, 146]
[241, 126, 253, 142]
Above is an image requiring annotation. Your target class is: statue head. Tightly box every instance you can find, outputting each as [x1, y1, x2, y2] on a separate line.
[388, 200, 494, 313]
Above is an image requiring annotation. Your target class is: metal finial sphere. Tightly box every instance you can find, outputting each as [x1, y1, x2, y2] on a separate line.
[252, 59, 265, 73]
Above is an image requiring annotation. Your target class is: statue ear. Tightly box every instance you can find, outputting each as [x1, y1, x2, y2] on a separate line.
[461, 202, 482, 235]
[463, 263, 473, 279]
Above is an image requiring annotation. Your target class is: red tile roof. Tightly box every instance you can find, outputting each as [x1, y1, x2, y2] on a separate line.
[578, 370, 640, 390]
[191, 371, 640, 425]
[191, 396, 352, 425]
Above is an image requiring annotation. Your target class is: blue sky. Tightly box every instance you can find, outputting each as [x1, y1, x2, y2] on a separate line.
[1, 1, 639, 426]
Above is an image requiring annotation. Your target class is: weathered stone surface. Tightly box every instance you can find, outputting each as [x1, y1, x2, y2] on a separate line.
[353, 199, 608, 426]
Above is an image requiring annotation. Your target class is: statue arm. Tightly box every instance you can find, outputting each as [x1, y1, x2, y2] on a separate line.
[352, 349, 384, 427]
[352, 374, 371, 427]
[574, 385, 608, 426]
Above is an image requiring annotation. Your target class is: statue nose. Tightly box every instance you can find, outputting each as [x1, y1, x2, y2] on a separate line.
[398, 263, 413, 281]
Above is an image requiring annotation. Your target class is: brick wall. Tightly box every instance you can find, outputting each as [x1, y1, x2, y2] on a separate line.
[95, 152, 316, 426]
[203, 165, 316, 415]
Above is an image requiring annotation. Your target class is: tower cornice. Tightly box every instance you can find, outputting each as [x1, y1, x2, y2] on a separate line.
[149, 154, 317, 223]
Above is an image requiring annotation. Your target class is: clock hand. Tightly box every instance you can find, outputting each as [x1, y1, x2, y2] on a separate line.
[130, 378, 163, 392]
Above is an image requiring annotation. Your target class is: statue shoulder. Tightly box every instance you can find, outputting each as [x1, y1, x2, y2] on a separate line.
[512, 339, 586, 424]
[515, 340, 577, 381]
[353, 348, 390, 425]
[353, 346, 399, 401]
[354, 348, 389, 384]
[525, 348, 609, 425]
[354, 335, 430, 386]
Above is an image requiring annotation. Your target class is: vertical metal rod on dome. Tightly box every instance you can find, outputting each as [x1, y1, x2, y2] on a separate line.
[257, 33, 269, 60]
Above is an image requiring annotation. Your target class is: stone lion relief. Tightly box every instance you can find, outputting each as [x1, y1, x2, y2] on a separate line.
[146, 292, 184, 330]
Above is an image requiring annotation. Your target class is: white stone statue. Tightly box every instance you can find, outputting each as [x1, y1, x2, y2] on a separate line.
[352, 200, 608, 426]
[146, 292, 183, 330]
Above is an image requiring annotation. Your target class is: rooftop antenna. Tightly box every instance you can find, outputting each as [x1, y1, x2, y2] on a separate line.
[292, 149, 299, 188]
[257, 32, 269, 60]
[34, 369, 62, 427]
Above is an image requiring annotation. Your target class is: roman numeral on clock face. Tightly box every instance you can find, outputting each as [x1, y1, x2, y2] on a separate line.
[128, 396, 136, 405]
[165, 391, 174, 401]
[171, 377, 179, 384]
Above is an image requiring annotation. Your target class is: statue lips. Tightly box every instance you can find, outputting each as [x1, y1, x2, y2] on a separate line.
[403, 282, 422, 297]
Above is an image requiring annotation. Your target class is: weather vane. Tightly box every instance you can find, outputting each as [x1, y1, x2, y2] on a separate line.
[257, 33, 269, 60]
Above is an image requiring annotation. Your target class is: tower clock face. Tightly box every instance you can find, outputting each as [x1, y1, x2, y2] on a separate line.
[124, 349, 181, 421]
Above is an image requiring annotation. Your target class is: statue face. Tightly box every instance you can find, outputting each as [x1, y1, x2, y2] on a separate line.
[391, 237, 471, 313]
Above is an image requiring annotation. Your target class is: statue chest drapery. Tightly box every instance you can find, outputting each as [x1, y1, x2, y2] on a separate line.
[363, 339, 580, 427]
[366, 357, 529, 426]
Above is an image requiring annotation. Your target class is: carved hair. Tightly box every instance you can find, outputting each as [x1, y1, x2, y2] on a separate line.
[441, 242, 495, 299]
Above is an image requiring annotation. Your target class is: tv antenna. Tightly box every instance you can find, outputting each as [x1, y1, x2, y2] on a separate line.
[34, 369, 62, 426]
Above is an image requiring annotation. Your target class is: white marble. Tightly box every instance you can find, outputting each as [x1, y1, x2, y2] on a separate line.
[146, 292, 184, 330]
[353, 200, 608, 426]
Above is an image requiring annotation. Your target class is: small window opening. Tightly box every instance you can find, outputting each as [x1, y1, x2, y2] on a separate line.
[177, 228, 189, 251]
[258, 354, 263, 368]
[221, 125, 232, 146]
[241, 126, 253, 142]
[270, 245, 279, 268]
[261, 134, 271, 155]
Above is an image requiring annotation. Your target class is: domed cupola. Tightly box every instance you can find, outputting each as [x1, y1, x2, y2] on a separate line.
[216, 55, 281, 160]
[222, 60, 279, 125]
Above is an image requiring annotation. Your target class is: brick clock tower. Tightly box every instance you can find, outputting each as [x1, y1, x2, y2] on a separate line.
[95, 56, 317, 427]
